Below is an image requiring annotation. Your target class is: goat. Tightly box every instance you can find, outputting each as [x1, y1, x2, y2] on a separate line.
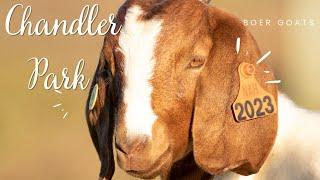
[215, 94, 320, 180]
[85, 0, 320, 179]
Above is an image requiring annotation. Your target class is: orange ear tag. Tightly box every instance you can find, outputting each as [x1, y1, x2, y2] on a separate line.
[232, 62, 277, 122]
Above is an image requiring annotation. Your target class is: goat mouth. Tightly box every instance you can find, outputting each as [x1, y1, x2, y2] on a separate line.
[125, 147, 172, 178]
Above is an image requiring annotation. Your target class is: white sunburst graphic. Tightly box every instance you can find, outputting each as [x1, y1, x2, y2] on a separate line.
[52, 90, 69, 119]
[236, 37, 282, 84]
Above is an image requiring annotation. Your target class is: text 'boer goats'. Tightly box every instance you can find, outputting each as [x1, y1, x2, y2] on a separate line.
[86, 0, 320, 179]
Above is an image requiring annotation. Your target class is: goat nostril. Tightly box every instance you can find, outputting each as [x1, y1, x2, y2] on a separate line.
[115, 136, 148, 155]
[115, 142, 128, 154]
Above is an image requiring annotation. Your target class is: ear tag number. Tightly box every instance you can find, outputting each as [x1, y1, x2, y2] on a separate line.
[89, 84, 99, 110]
[232, 63, 277, 122]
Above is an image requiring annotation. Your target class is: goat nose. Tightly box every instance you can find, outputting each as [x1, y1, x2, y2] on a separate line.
[115, 136, 148, 155]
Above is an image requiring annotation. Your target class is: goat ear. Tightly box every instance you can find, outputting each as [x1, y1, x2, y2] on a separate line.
[192, 8, 278, 176]
[86, 51, 115, 179]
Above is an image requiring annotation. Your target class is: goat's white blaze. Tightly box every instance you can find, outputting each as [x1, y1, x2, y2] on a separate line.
[118, 6, 162, 138]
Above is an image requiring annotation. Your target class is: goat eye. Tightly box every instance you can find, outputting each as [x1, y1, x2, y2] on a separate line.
[189, 56, 206, 68]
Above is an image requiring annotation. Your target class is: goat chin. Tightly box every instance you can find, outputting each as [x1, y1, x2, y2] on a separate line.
[215, 93, 320, 180]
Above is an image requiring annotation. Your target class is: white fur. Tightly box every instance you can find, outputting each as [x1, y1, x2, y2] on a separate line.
[215, 93, 320, 180]
[118, 6, 162, 138]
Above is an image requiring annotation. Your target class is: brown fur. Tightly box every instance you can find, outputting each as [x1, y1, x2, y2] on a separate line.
[86, 0, 278, 179]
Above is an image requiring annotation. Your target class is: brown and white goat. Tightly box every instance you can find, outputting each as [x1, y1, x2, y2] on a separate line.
[86, 0, 320, 179]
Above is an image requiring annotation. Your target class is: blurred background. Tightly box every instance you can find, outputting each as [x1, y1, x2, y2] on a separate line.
[0, 0, 319, 179]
